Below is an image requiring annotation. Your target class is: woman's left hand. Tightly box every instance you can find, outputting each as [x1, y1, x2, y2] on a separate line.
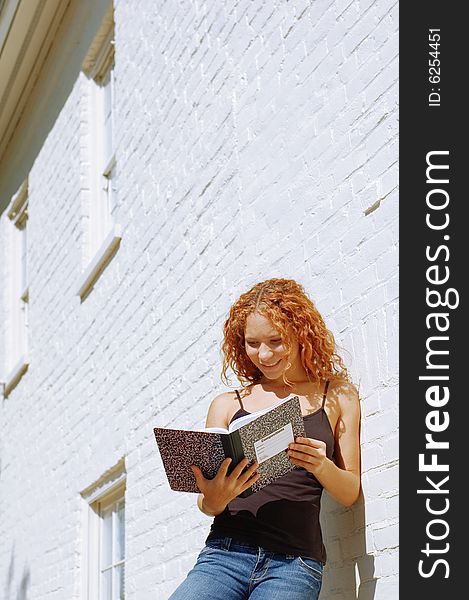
[287, 436, 328, 476]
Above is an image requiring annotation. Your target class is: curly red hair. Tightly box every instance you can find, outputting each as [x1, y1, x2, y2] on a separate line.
[221, 278, 349, 388]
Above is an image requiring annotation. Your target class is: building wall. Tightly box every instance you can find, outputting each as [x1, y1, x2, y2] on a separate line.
[0, 1, 398, 598]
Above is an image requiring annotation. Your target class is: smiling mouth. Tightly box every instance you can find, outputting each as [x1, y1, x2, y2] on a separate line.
[260, 359, 281, 368]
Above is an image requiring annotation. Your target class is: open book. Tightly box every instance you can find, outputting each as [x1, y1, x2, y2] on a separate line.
[153, 395, 305, 498]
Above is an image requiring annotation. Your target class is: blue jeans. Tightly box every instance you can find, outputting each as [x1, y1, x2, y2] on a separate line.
[168, 536, 323, 599]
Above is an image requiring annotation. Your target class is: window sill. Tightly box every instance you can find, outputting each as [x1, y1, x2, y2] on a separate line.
[2, 354, 29, 397]
[77, 224, 122, 301]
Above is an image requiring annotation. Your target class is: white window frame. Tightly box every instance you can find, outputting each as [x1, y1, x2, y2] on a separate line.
[77, 4, 121, 302]
[2, 179, 29, 397]
[81, 460, 126, 600]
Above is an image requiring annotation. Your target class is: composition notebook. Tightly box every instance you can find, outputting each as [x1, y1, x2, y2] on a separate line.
[153, 395, 305, 498]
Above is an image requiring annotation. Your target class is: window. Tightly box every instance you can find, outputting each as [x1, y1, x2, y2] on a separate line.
[78, 3, 121, 301]
[82, 460, 126, 600]
[3, 179, 29, 396]
[89, 27, 116, 255]
[99, 490, 125, 599]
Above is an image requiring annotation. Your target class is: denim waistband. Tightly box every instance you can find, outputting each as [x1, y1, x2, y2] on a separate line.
[205, 536, 300, 560]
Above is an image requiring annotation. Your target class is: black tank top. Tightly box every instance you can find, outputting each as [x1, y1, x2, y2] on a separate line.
[206, 381, 334, 563]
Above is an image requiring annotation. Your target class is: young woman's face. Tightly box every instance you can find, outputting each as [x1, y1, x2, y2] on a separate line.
[244, 312, 301, 381]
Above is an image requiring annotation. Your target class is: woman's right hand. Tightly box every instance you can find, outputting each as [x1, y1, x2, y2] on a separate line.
[191, 458, 259, 516]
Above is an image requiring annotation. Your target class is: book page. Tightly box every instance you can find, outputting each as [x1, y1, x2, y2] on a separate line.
[203, 426, 229, 433]
[191, 395, 298, 435]
[227, 395, 296, 432]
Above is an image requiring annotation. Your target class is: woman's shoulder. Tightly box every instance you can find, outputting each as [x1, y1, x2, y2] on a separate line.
[206, 390, 242, 428]
[327, 377, 358, 395]
[326, 378, 360, 414]
[209, 390, 238, 407]
[208, 385, 255, 407]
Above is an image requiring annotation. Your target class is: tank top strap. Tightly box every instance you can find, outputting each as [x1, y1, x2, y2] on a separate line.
[234, 389, 244, 410]
[321, 380, 330, 409]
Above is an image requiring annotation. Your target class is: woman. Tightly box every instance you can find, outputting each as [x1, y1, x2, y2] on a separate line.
[169, 278, 361, 599]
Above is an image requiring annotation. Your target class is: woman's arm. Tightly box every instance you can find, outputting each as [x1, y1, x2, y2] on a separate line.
[196, 393, 230, 516]
[287, 380, 361, 507]
[195, 393, 259, 516]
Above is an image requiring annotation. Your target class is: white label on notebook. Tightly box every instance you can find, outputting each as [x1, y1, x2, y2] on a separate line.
[254, 423, 294, 464]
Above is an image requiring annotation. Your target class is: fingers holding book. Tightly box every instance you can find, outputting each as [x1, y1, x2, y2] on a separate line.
[287, 436, 328, 475]
[230, 457, 258, 481]
[190, 457, 260, 515]
[226, 457, 260, 495]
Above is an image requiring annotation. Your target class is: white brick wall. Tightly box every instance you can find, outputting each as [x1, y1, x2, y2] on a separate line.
[0, 1, 398, 598]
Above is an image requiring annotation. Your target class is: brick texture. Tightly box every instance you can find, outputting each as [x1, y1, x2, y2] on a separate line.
[0, 1, 398, 598]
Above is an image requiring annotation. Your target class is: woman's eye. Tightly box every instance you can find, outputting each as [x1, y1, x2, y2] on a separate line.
[246, 340, 282, 347]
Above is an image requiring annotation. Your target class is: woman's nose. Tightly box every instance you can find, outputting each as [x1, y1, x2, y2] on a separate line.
[258, 344, 273, 359]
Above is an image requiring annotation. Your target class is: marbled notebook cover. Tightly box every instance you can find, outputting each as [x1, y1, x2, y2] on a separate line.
[154, 396, 305, 494]
[153, 428, 226, 493]
[238, 398, 305, 493]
